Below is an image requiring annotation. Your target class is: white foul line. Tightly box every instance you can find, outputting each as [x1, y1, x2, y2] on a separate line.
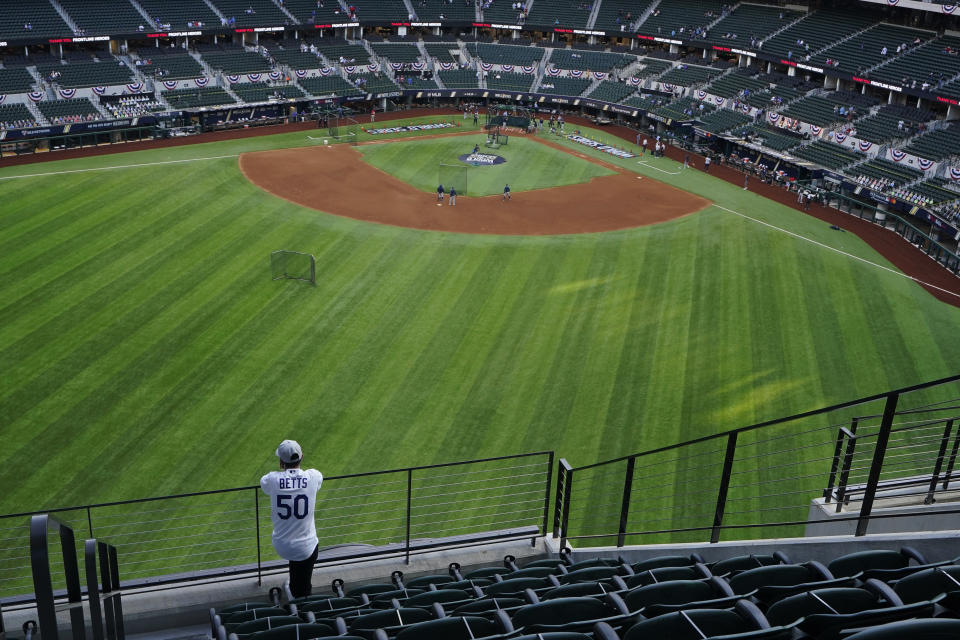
[0, 154, 238, 181]
[715, 204, 960, 300]
[637, 160, 683, 175]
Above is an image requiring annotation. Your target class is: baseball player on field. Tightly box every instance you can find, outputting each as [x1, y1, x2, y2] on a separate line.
[503, 184, 511, 201]
[449, 187, 457, 206]
[260, 440, 323, 598]
[437, 184, 445, 202]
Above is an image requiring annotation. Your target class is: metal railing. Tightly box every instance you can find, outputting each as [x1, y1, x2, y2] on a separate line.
[0, 452, 553, 603]
[554, 374, 960, 548]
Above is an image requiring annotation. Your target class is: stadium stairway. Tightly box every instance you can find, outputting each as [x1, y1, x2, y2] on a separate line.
[48, 0, 80, 36]
[633, 0, 662, 31]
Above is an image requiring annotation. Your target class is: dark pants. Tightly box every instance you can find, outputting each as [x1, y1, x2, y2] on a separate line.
[289, 545, 318, 598]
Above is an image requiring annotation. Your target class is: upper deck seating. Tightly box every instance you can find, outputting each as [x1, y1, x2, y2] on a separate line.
[482, 1, 525, 24]
[36, 61, 133, 89]
[809, 24, 932, 75]
[58, 0, 146, 35]
[524, 0, 593, 29]
[549, 49, 632, 72]
[638, 0, 727, 39]
[201, 50, 273, 75]
[594, 1, 657, 33]
[415, 1, 474, 22]
[761, 9, 876, 61]
[870, 36, 960, 92]
[470, 43, 544, 66]
[347, 1, 407, 22]
[283, 0, 347, 24]
[138, 0, 221, 31]
[903, 125, 960, 162]
[0, 0, 71, 39]
[656, 64, 720, 88]
[370, 43, 422, 63]
[706, 5, 801, 47]
[210, 0, 289, 27]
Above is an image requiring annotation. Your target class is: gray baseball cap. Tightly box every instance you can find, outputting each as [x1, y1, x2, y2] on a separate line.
[275, 440, 303, 464]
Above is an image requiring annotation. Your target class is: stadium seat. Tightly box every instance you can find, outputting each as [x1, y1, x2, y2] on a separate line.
[346, 607, 434, 639]
[828, 548, 927, 579]
[893, 566, 960, 608]
[392, 615, 507, 640]
[710, 553, 791, 576]
[404, 574, 457, 589]
[483, 577, 559, 597]
[222, 607, 292, 626]
[628, 554, 705, 573]
[843, 618, 960, 640]
[561, 566, 632, 584]
[621, 577, 740, 617]
[300, 598, 368, 616]
[624, 564, 713, 588]
[508, 595, 632, 634]
[596, 600, 789, 640]
[251, 629, 363, 640]
[539, 579, 628, 600]
[229, 616, 308, 639]
[729, 562, 854, 605]
[392, 589, 478, 610]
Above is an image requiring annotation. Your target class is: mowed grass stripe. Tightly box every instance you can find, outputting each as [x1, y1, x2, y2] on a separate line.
[0, 166, 244, 354]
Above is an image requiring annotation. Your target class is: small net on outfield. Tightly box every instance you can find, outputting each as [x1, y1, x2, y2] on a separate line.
[485, 132, 508, 149]
[271, 250, 316, 285]
[438, 163, 468, 196]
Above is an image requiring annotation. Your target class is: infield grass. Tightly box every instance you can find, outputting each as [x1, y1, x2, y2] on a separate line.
[2, 115, 960, 593]
[355, 134, 614, 196]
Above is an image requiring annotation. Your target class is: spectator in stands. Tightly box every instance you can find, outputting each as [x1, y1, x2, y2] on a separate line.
[260, 440, 323, 598]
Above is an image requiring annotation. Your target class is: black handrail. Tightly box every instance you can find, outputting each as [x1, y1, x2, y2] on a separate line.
[30, 514, 84, 640]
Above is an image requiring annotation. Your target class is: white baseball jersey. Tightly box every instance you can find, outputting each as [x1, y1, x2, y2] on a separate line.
[260, 468, 323, 561]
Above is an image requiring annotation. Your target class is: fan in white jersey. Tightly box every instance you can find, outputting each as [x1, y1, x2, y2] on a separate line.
[260, 440, 323, 598]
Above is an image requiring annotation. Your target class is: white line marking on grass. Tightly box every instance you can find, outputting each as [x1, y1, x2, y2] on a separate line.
[715, 204, 960, 299]
[637, 160, 682, 175]
[0, 154, 238, 180]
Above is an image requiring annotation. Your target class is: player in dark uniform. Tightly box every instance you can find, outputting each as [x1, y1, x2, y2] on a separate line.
[437, 184, 445, 202]
[503, 184, 511, 201]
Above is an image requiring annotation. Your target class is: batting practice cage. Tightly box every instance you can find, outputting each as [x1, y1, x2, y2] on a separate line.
[438, 164, 468, 196]
[485, 104, 532, 130]
[271, 250, 316, 285]
[486, 131, 509, 148]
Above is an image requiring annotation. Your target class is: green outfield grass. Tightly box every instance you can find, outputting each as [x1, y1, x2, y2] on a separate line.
[356, 134, 613, 196]
[1, 114, 960, 593]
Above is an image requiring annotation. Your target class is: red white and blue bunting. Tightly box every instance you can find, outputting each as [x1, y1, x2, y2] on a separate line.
[248, 73, 262, 82]
[696, 90, 706, 100]
[58, 88, 76, 99]
[889, 148, 906, 162]
[195, 77, 209, 87]
[661, 82, 675, 92]
[319, 67, 334, 76]
[163, 80, 179, 90]
[390, 63, 404, 71]
[950, 167, 960, 182]
[92, 86, 106, 95]
[715, 96, 725, 105]
[269, 71, 282, 81]
[343, 65, 356, 74]
[295, 69, 307, 78]
[502, 64, 514, 72]
[740, 103, 750, 113]
[439, 62, 454, 70]
[28, 91, 44, 102]
[546, 66, 561, 76]
[810, 125, 822, 136]
[942, 5, 957, 14]
[886, 0, 899, 5]
[769, 112, 779, 123]
[522, 65, 535, 74]
[835, 132, 847, 143]
[126, 82, 143, 93]
[629, 76, 641, 86]
[479, 62, 493, 71]
[858, 140, 873, 151]
[593, 72, 607, 80]
[227, 74, 241, 83]
[412, 62, 425, 71]
[367, 63, 379, 73]
[918, 158, 934, 170]
[570, 69, 584, 78]
[0, 95, 5, 104]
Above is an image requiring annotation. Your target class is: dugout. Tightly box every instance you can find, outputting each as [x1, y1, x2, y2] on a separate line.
[0, 125, 157, 158]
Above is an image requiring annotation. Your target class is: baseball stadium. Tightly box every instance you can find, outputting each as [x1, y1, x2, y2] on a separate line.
[2, 1, 960, 639]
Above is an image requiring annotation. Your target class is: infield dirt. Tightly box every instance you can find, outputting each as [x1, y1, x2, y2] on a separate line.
[239, 134, 711, 235]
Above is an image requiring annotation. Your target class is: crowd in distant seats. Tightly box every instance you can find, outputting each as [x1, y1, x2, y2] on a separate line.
[50, 112, 100, 125]
[0, 118, 38, 130]
[107, 96, 165, 119]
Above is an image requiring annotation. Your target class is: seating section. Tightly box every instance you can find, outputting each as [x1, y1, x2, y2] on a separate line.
[781, 95, 846, 127]
[903, 125, 960, 162]
[104, 95, 165, 119]
[231, 82, 305, 102]
[639, 0, 727, 38]
[482, 1, 526, 25]
[708, 5, 801, 47]
[852, 108, 929, 145]
[282, 0, 346, 25]
[316, 41, 371, 66]
[706, 70, 768, 99]
[653, 96, 715, 122]
[271, 48, 324, 71]
[347, 1, 408, 22]
[851, 158, 923, 190]
[424, 43, 460, 63]
[371, 43, 422, 63]
[471, 43, 544, 66]
[298, 75, 363, 97]
[736, 125, 804, 152]
[0, 0, 71, 39]
[346, 72, 398, 93]
[138, 0, 221, 31]
[586, 80, 636, 104]
[792, 140, 864, 169]
[594, 0, 656, 33]
[761, 9, 876, 61]
[486, 72, 535, 92]
[536, 76, 591, 97]
[36, 62, 133, 89]
[209, 0, 289, 27]
[624, 94, 669, 111]
[0, 67, 36, 94]
[201, 50, 273, 75]
[439, 69, 480, 89]
[524, 0, 594, 29]
[810, 24, 931, 75]
[871, 36, 960, 92]
[210, 549, 960, 640]
[891, 181, 960, 208]
[137, 53, 205, 80]
[37, 98, 101, 124]
[698, 108, 751, 134]
[396, 75, 439, 90]
[58, 0, 146, 34]
[0, 103, 38, 130]
[550, 50, 632, 72]
[415, 0, 475, 22]
[161, 86, 236, 109]
[633, 58, 672, 79]
[657, 64, 720, 88]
